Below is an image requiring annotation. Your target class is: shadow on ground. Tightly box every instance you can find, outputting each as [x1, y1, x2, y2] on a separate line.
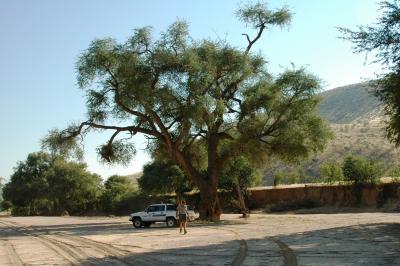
[76, 223, 400, 266]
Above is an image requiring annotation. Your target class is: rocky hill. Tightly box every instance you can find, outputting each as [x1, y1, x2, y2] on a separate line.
[318, 83, 382, 123]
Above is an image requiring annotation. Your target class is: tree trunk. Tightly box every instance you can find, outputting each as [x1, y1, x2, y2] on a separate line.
[198, 182, 222, 221]
[235, 183, 249, 218]
[169, 144, 222, 221]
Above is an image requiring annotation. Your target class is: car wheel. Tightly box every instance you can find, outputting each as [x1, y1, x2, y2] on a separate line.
[143, 222, 151, 228]
[133, 218, 142, 228]
[166, 217, 176, 228]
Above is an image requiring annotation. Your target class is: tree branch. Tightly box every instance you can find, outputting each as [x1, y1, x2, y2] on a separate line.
[243, 23, 266, 55]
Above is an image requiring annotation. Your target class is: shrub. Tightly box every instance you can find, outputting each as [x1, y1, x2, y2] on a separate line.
[386, 164, 400, 178]
[319, 162, 343, 184]
[342, 156, 382, 185]
[274, 171, 285, 186]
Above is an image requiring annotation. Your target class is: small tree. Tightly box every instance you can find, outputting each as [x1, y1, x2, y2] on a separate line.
[219, 156, 261, 216]
[101, 175, 136, 213]
[342, 156, 382, 185]
[319, 162, 343, 184]
[138, 160, 194, 198]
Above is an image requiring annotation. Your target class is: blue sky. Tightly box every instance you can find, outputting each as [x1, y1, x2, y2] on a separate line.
[0, 0, 381, 180]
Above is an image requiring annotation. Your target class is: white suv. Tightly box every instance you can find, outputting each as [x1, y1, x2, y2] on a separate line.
[129, 203, 195, 228]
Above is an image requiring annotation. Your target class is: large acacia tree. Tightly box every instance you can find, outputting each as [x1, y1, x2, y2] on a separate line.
[44, 3, 331, 220]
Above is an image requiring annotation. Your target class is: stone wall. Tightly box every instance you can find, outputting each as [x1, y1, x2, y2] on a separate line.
[246, 183, 400, 210]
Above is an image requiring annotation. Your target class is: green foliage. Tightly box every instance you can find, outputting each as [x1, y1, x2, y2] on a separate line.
[273, 169, 315, 185]
[387, 164, 400, 177]
[319, 162, 344, 183]
[1, 201, 12, 211]
[42, 128, 84, 160]
[138, 160, 193, 196]
[342, 156, 383, 185]
[45, 159, 103, 215]
[274, 171, 284, 186]
[219, 156, 261, 190]
[100, 175, 137, 213]
[3, 152, 102, 215]
[339, 1, 400, 145]
[97, 141, 136, 165]
[236, 2, 291, 29]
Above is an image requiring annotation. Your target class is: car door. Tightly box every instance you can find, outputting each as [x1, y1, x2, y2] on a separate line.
[142, 205, 157, 222]
[153, 205, 166, 221]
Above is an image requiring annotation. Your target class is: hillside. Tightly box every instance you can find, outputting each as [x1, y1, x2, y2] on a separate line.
[318, 83, 382, 123]
[263, 83, 400, 185]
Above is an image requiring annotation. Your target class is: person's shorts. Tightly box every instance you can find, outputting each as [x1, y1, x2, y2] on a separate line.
[179, 214, 187, 222]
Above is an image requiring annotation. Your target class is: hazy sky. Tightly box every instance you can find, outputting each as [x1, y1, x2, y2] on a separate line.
[0, 0, 381, 180]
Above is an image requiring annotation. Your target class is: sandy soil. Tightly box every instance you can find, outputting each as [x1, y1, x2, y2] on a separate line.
[0, 212, 399, 265]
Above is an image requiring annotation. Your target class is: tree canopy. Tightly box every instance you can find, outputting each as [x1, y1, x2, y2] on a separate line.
[339, 0, 400, 145]
[138, 160, 193, 197]
[43, 2, 331, 220]
[101, 175, 137, 213]
[3, 152, 102, 215]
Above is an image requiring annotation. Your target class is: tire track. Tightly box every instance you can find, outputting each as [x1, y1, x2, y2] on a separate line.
[0, 220, 169, 266]
[207, 227, 248, 266]
[2, 237, 24, 266]
[220, 225, 297, 266]
[55, 233, 161, 265]
[269, 236, 297, 266]
[0, 220, 79, 265]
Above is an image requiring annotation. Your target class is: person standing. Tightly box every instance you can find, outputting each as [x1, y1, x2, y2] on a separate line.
[176, 200, 188, 234]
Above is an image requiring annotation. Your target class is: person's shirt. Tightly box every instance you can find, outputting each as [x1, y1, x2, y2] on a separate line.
[177, 204, 187, 215]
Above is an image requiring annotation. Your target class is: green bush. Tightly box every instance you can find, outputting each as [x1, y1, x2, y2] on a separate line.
[319, 162, 344, 184]
[342, 156, 382, 185]
[386, 164, 400, 178]
[274, 171, 284, 186]
[274, 170, 315, 185]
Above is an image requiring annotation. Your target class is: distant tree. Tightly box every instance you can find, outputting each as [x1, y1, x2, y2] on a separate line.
[45, 159, 103, 215]
[101, 175, 137, 213]
[3, 152, 51, 215]
[342, 156, 382, 184]
[3, 152, 102, 215]
[138, 160, 194, 198]
[43, 2, 332, 220]
[319, 162, 344, 183]
[339, 1, 400, 145]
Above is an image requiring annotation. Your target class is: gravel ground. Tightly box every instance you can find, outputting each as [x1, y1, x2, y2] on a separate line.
[0, 212, 399, 265]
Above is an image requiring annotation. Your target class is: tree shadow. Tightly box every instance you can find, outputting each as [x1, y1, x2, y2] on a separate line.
[77, 222, 400, 266]
[1, 218, 399, 265]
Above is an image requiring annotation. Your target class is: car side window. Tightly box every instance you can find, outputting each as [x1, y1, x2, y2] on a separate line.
[166, 205, 176, 211]
[147, 206, 157, 212]
[155, 205, 165, 212]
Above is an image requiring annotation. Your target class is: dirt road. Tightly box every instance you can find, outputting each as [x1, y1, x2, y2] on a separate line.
[0, 212, 399, 265]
